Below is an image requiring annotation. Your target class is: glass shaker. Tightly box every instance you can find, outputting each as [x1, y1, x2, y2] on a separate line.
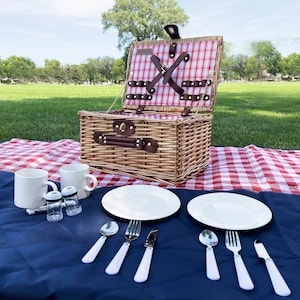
[45, 191, 63, 222]
[61, 186, 82, 216]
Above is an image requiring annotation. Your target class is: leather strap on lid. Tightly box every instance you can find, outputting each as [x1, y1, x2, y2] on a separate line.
[146, 53, 188, 95]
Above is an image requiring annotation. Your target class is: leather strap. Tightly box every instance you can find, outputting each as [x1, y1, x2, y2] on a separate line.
[169, 42, 177, 58]
[93, 132, 158, 153]
[164, 24, 180, 39]
[182, 79, 212, 87]
[163, 52, 189, 84]
[126, 94, 152, 100]
[180, 94, 210, 101]
[128, 80, 150, 87]
[146, 54, 187, 95]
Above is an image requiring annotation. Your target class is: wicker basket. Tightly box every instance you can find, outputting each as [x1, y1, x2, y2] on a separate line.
[78, 34, 223, 185]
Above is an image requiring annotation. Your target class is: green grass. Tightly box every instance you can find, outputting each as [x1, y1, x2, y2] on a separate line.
[0, 82, 299, 149]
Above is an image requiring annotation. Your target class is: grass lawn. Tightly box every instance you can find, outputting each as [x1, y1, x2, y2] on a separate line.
[0, 82, 299, 149]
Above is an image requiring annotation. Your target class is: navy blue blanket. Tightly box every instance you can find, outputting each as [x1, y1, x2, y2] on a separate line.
[0, 171, 299, 300]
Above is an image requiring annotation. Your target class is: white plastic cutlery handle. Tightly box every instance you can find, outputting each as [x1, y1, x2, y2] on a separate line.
[234, 254, 254, 290]
[134, 247, 153, 283]
[105, 242, 130, 275]
[265, 258, 291, 296]
[81, 236, 107, 263]
[206, 246, 220, 280]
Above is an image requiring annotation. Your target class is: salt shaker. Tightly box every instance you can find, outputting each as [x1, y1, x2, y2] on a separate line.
[45, 191, 63, 222]
[62, 186, 82, 216]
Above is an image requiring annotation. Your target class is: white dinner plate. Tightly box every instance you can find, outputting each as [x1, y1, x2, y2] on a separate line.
[101, 185, 181, 221]
[187, 192, 272, 230]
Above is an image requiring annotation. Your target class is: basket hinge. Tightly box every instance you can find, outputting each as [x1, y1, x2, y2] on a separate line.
[135, 105, 145, 114]
[181, 107, 191, 117]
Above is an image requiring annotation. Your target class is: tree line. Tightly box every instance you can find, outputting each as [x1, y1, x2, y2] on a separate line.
[1, 40, 299, 85]
[0, 56, 126, 84]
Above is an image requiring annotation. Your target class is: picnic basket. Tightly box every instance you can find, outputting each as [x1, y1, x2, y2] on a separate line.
[78, 25, 223, 185]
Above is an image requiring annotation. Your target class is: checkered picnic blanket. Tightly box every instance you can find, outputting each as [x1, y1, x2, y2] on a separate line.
[1, 138, 299, 195]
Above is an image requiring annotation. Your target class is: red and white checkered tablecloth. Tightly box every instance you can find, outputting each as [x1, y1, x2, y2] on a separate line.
[0, 138, 299, 194]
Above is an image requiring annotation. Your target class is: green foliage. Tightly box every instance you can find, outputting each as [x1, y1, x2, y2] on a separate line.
[101, 0, 188, 51]
[281, 53, 300, 76]
[1, 56, 36, 81]
[251, 41, 282, 76]
[112, 59, 126, 82]
[0, 82, 299, 150]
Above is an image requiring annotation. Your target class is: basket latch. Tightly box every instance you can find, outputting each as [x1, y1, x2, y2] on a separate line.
[113, 119, 135, 136]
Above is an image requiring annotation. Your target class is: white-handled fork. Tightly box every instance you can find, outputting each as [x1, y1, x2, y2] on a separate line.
[105, 220, 141, 275]
[225, 231, 254, 290]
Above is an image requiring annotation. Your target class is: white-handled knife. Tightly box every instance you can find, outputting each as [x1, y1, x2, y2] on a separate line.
[134, 228, 158, 283]
[254, 240, 291, 296]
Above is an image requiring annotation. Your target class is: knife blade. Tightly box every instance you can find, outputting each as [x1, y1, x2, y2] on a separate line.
[254, 239, 291, 296]
[134, 228, 158, 283]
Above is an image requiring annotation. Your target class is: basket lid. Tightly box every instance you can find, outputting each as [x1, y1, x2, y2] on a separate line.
[122, 36, 223, 114]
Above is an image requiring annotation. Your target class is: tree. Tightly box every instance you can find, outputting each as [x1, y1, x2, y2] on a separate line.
[98, 56, 115, 82]
[2, 56, 36, 82]
[231, 54, 249, 80]
[44, 59, 64, 83]
[251, 41, 282, 77]
[101, 0, 188, 54]
[111, 58, 126, 82]
[281, 53, 300, 77]
[0, 58, 5, 78]
[84, 58, 101, 84]
[245, 57, 261, 80]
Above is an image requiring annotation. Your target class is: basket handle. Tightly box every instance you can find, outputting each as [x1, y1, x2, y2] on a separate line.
[93, 132, 158, 153]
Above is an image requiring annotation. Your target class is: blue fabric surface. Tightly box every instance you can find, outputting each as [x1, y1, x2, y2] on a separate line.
[0, 170, 299, 300]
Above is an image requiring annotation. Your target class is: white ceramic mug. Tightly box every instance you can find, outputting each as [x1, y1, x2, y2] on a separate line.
[14, 168, 58, 209]
[60, 164, 98, 199]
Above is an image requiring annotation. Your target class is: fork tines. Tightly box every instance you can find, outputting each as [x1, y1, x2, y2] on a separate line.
[226, 231, 240, 247]
[126, 220, 141, 239]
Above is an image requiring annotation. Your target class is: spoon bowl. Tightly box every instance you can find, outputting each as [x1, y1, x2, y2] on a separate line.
[82, 221, 119, 263]
[199, 229, 220, 280]
[100, 221, 119, 237]
[199, 229, 218, 248]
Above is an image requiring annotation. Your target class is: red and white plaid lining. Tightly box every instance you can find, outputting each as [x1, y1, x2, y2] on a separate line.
[125, 39, 219, 108]
[1, 139, 299, 195]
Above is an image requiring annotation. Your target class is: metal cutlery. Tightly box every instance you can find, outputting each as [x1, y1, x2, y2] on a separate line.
[199, 229, 220, 281]
[105, 220, 141, 275]
[225, 231, 254, 290]
[254, 239, 291, 296]
[81, 221, 119, 264]
[134, 228, 158, 283]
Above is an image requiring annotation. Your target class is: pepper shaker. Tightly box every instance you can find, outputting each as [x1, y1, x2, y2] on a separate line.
[62, 186, 82, 216]
[45, 191, 63, 222]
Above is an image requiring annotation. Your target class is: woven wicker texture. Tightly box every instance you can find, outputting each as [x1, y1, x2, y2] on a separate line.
[79, 35, 223, 184]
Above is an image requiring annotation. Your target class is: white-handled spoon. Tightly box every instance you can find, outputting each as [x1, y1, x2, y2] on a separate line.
[81, 221, 119, 263]
[199, 229, 220, 280]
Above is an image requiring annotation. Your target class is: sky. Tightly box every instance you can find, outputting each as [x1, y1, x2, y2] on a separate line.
[0, 0, 299, 67]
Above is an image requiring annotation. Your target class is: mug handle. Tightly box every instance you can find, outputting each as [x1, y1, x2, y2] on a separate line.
[84, 174, 98, 191]
[46, 181, 58, 192]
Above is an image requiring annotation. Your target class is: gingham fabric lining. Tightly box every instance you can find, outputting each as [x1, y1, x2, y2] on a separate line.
[125, 39, 218, 108]
[1, 138, 299, 195]
[112, 111, 185, 121]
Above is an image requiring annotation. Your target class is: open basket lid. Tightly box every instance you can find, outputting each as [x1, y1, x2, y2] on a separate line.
[122, 32, 223, 114]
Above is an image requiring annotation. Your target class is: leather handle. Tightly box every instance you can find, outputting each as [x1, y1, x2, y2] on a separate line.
[93, 132, 158, 153]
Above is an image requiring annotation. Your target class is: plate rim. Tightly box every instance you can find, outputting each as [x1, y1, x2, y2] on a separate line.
[101, 185, 181, 221]
[187, 192, 273, 230]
